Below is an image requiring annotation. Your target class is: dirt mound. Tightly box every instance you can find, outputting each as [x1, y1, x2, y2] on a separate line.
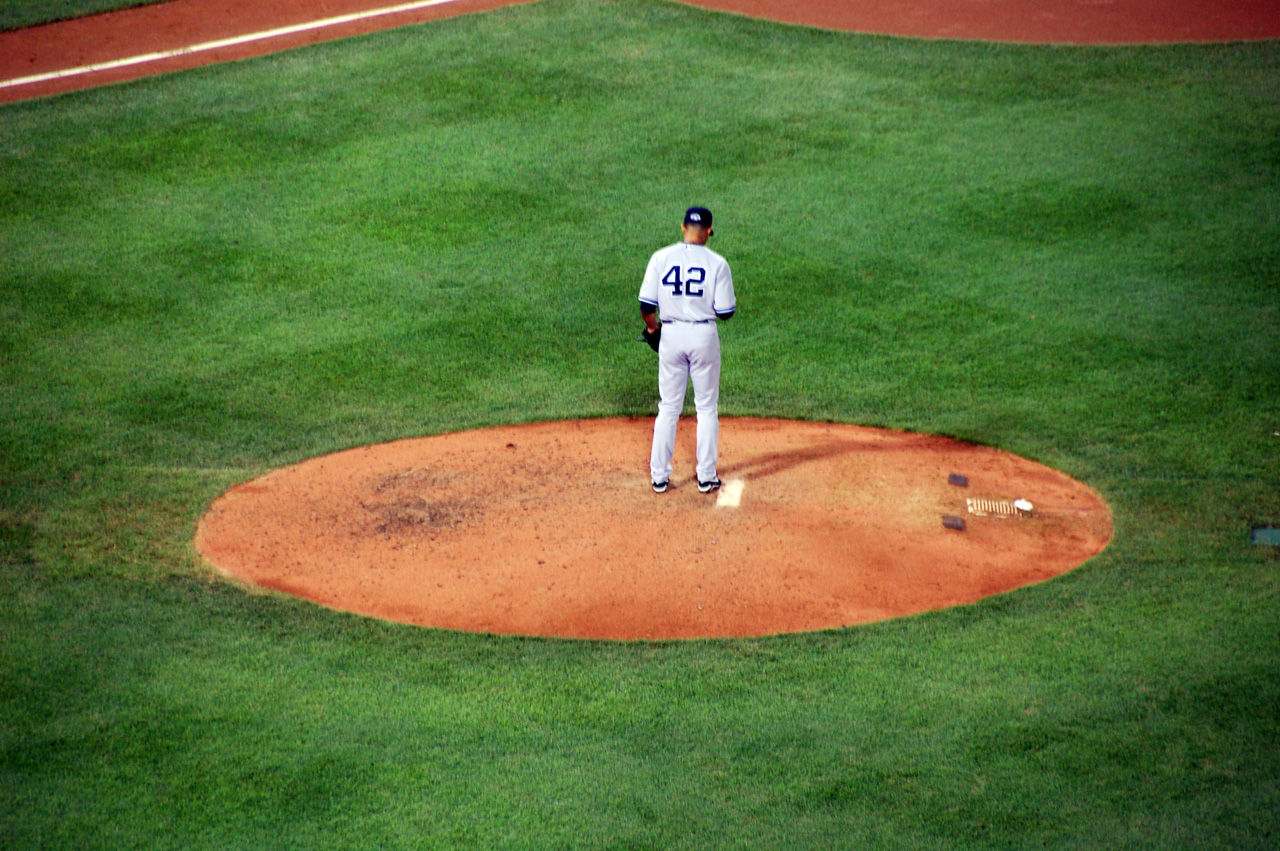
[195, 418, 1112, 640]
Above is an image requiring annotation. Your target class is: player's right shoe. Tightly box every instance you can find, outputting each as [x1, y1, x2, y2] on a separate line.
[652, 480, 669, 494]
[698, 477, 721, 494]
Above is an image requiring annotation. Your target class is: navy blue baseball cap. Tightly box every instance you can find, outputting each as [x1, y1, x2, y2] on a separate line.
[683, 206, 713, 227]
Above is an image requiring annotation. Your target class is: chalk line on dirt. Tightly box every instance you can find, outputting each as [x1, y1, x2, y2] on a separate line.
[0, 0, 467, 90]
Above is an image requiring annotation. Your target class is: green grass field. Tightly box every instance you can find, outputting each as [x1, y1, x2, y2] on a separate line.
[2, 0, 1278, 847]
[0, 0, 163, 30]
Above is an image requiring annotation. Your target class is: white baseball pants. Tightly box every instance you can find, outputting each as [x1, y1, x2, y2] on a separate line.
[650, 321, 721, 484]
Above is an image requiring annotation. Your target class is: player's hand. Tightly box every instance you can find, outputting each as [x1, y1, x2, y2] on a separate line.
[642, 326, 661, 353]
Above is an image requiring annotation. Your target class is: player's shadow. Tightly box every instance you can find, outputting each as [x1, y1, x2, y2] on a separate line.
[719, 433, 942, 482]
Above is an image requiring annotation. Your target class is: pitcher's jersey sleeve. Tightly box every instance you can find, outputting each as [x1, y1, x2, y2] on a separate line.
[638, 242, 735, 322]
[638, 248, 665, 312]
[711, 253, 735, 317]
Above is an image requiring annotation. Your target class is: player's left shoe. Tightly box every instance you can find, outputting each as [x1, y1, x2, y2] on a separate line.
[652, 480, 669, 494]
[698, 477, 721, 494]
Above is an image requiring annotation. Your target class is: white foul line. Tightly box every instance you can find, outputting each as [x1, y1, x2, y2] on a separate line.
[0, 0, 468, 90]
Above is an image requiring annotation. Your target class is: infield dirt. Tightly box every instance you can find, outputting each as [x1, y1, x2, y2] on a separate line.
[3, 0, 1276, 103]
[196, 417, 1112, 640]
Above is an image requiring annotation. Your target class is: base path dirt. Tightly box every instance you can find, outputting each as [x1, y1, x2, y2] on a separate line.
[3, 0, 1276, 104]
[196, 418, 1113, 640]
[677, 0, 1280, 45]
[0, 0, 540, 103]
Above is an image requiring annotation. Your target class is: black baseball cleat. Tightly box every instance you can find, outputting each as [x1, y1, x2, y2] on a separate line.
[652, 480, 669, 494]
[698, 477, 721, 494]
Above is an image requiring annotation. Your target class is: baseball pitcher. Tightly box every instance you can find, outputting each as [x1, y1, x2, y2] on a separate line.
[639, 206, 737, 493]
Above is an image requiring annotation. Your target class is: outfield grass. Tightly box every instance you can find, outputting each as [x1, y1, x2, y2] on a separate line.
[2, 0, 1278, 847]
[0, 0, 165, 31]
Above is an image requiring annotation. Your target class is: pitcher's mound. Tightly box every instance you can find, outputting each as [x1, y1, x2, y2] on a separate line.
[195, 417, 1112, 640]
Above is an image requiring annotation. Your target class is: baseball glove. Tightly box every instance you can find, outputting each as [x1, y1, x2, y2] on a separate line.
[641, 326, 661, 353]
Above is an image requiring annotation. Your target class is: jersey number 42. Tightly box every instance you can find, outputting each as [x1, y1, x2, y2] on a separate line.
[662, 266, 706, 297]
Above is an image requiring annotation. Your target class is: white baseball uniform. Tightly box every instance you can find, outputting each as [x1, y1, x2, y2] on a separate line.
[638, 239, 736, 485]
